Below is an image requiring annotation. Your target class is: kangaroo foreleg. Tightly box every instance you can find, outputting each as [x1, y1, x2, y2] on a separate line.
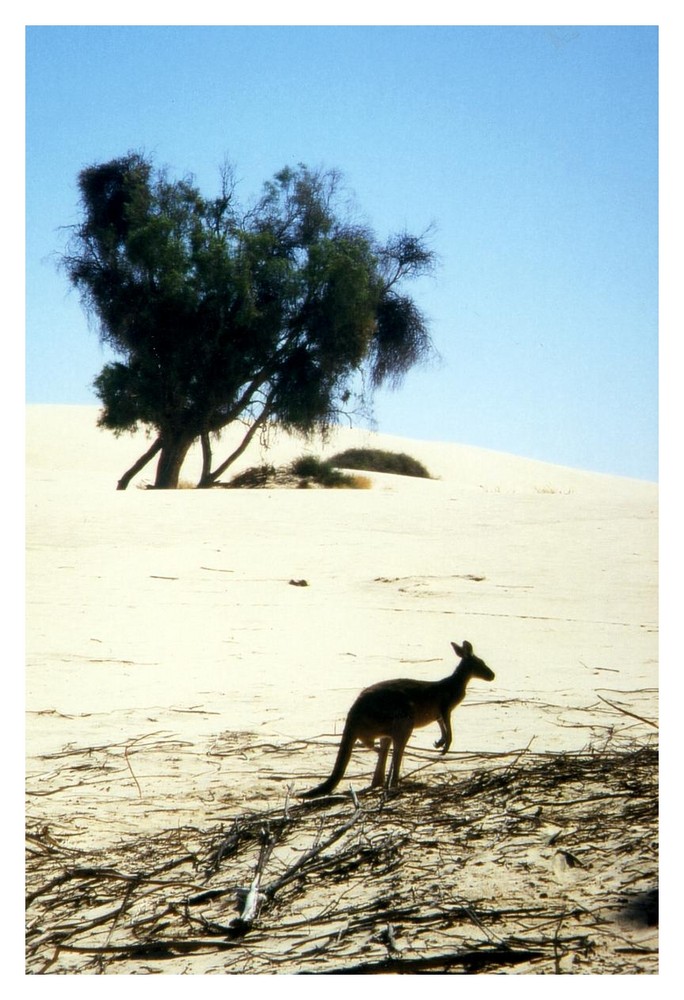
[434, 713, 452, 753]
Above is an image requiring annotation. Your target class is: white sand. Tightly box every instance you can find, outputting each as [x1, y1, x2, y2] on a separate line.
[24, 404, 660, 975]
[26, 404, 657, 815]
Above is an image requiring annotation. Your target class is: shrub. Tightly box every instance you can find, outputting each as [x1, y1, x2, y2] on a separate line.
[224, 457, 373, 490]
[290, 455, 329, 479]
[226, 464, 277, 488]
[329, 448, 431, 478]
[290, 455, 369, 489]
[340, 474, 372, 489]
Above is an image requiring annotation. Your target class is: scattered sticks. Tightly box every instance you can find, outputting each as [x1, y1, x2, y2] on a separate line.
[26, 734, 658, 975]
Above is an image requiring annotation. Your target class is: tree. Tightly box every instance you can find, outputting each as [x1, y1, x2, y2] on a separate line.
[63, 153, 436, 489]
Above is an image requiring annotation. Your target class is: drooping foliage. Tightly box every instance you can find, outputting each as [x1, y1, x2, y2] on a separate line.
[63, 153, 436, 488]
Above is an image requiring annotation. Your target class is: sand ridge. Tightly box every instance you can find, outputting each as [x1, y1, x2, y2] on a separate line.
[25, 405, 658, 974]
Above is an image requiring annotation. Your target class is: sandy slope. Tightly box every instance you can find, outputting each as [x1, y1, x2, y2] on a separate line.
[25, 405, 658, 972]
[26, 404, 657, 797]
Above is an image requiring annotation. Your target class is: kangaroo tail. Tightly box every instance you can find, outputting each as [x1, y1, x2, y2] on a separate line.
[300, 718, 356, 798]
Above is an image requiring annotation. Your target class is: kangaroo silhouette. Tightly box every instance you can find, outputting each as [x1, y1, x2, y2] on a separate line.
[301, 640, 495, 797]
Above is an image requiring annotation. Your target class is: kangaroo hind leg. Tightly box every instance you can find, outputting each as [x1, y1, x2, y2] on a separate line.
[388, 722, 412, 787]
[372, 737, 391, 787]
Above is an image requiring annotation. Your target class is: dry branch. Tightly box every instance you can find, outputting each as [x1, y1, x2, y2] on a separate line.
[597, 694, 658, 729]
[302, 945, 548, 974]
[228, 826, 275, 937]
[26, 737, 658, 975]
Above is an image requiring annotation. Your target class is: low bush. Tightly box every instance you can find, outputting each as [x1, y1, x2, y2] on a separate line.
[329, 448, 431, 479]
[290, 455, 332, 480]
[224, 456, 374, 490]
[290, 454, 362, 488]
[332, 473, 372, 490]
[226, 464, 278, 488]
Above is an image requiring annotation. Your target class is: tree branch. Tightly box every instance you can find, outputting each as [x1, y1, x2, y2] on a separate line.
[199, 432, 212, 483]
[201, 398, 275, 486]
[116, 436, 162, 490]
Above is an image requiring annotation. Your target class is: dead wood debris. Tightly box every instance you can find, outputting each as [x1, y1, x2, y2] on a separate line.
[26, 737, 658, 975]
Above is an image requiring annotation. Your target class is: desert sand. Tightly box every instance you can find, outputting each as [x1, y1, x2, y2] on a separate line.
[25, 405, 658, 976]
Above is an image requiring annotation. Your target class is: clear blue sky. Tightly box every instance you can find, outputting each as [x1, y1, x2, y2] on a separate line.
[25, 24, 659, 480]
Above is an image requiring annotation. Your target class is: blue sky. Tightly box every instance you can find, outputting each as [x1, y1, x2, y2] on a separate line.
[25, 23, 659, 480]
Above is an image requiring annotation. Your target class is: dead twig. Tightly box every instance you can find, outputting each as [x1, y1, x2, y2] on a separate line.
[597, 695, 658, 729]
[26, 738, 658, 975]
[300, 945, 548, 974]
[227, 825, 276, 938]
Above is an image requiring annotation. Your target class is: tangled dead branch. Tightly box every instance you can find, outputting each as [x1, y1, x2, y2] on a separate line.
[26, 736, 657, 975]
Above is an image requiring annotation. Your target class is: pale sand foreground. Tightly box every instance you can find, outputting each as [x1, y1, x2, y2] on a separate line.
[25, 405, 658, 973]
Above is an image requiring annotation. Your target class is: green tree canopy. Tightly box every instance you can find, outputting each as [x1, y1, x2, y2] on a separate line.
[63, 153, 436, 488]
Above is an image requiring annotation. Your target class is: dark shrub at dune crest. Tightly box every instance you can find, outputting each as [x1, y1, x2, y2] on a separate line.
[225, 465, 278, 489]
[329, 448, 432, 479]
[224, 457, 371, 489]
[290, 455, 370, 488]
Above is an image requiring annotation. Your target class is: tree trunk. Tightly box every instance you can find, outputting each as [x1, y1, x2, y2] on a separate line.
[199, 432, 213, 486]
[153, 434, 195, 489]
[199, 402, 274, 487]
[116, 437, 163, 490]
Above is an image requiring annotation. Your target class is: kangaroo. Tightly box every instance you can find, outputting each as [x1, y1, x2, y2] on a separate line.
[301, 640, 494, 798]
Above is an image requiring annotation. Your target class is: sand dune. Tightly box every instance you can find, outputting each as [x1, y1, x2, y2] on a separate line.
[25, 405, 658, 973]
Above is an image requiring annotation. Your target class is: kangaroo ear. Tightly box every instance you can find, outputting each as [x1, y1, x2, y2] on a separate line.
[451, 641, 463, 657]
[459, 640, 473, 656]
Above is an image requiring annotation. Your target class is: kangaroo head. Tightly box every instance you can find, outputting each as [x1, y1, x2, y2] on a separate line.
[451, 640, 495, 681]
